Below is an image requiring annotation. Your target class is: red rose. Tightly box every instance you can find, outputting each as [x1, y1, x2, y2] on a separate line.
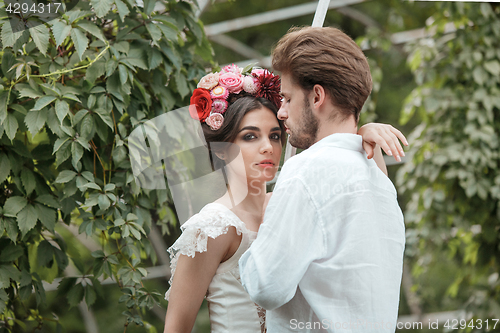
[189, 88, 212, 122]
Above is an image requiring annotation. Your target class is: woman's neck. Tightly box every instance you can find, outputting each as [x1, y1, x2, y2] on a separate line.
[216, 176, 267, 231]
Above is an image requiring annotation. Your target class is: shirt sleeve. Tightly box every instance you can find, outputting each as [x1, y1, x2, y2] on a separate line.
[238, 177, 325, 310]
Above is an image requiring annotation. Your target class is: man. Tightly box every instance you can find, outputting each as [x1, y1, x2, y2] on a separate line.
[239, 26, 406, 332]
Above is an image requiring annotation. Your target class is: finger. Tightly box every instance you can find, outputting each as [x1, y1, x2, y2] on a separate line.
[376, 137, 393, 158]
[363, 141, 374, 159]
[380, 132, 401, 162]
[390, 127, 409, 146]
[385, 129, 405, 157]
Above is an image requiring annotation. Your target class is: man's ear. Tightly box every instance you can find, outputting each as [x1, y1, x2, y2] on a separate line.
[312, 84, 327, 110]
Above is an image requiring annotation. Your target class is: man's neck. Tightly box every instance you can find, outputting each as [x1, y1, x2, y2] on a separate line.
[314, 116, 358, 144]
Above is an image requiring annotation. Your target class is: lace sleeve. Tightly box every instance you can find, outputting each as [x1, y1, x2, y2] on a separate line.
[165, 204, 246, 300]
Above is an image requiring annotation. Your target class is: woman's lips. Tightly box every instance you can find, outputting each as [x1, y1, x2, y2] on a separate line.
[257, 160, 275, 168]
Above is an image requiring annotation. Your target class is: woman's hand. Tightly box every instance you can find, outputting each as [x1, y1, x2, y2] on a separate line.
[358, 123, 408, 162]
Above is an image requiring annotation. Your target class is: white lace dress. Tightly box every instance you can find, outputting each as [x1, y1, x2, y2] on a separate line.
[165, 203, 266, 333]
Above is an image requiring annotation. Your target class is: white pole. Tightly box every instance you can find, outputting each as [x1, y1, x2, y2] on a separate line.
[283, 0, 331, 162]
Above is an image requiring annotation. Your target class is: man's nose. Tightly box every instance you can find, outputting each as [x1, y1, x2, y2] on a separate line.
[277, 106, 287, 120]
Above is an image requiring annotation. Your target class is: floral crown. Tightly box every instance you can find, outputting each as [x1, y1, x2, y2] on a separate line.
[189, 64, 281, 130]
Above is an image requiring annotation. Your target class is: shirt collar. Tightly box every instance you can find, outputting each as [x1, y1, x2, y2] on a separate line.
[307, 133, 365, 154]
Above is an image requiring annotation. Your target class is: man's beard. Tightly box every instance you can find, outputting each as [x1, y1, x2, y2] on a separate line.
[287, 97, 319, 149]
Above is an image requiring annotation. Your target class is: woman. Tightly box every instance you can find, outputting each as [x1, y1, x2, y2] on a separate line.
[163, 65, 406, 333]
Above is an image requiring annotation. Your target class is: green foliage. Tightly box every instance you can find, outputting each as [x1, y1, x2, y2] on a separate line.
[397, 3, 500, 328]
[0, 0, 212, 330]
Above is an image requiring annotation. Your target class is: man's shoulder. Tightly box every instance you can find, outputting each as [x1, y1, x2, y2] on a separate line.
[279, 144, 366, 181]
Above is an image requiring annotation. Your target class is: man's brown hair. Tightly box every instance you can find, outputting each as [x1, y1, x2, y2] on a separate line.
[272, 26, 372, 123]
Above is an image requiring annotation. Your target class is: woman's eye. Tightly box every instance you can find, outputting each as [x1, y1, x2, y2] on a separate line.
[243, 133, 256, 140]
[271, 133, 281, 141]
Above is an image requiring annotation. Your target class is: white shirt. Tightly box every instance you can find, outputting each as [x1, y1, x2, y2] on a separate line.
[239, 133, 405, 333]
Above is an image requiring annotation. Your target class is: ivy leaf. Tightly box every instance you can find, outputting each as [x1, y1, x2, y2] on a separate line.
[25, 110, 48, 135]
[4, 113, 18, 141]
[16, 84, 43, 99]
[35, 204, 56, 232]
[160, 42, 181, 69]
[146, 48, 163, 70]
[3, 196, 28, 217]
[67, 283, 85, 308]
[55, 100, 70, 124]
[35, 194, 62, 209]
[0, 91, 8, 123]
[484, 60, 500, 76]
[143, 0, 156, 16]
[90, 0, 113, 18]
[51, 20, 72, 47]
[32, 96, 57, 111]
[0, 243, 23, 262]
[17, 204, 38, 237]
[106, 58, 118, 77]
[77, 22, 106, 42]
[1, 19, 24, 48]
[55, 140, 72, 167]
[98, 194, 111, 210]
[157, 24, 178, 41]
[80, 114, 95, 141]
[114, 0, 130, 22]
[53, 137, 71, 154]
[71, 28, 89, 61]
[94, 108, 114, 129]
[21, 168, 36, 196]
[0, 153, 11, 183]
[71, 141, 84, 169]
[1, 218, 18, 242]
[37, 241, 55, 267]
[29, 23, 50, 56]
[55, 170, 77, 183]
[85, 284, 97, 306]
[85, 58, 106, 84]
[175, 70, 189, 99]
[146, 23, 162, 42]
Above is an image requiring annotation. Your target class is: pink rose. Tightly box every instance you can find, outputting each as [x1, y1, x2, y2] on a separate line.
[251, 68, 269, 76]
[206, 113, 224, 130]
[219, 72, 243, 94]
[220, 64, 241, 74]
[197, 73, 220, 90]
[243, 75, 259, 94]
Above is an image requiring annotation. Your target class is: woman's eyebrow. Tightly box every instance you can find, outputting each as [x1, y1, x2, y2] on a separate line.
[271, 127, 281, 132]
[238, 126, 260, 133]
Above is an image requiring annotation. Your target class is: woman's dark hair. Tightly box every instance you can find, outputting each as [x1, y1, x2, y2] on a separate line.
[202, 95, 286, 170]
